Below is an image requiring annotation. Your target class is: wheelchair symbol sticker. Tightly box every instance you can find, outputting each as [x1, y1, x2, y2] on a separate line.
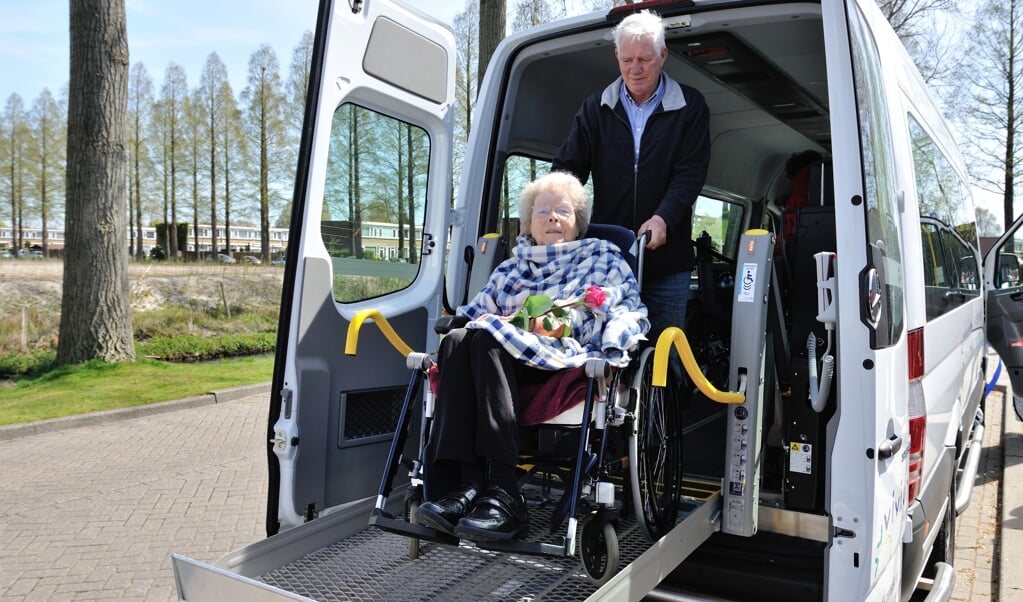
[737, 263, 758, 303]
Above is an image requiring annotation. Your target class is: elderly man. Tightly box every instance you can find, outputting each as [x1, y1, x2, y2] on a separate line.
[552, 9, 710, 342]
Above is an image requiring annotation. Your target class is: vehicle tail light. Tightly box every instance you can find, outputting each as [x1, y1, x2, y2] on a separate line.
[907, 328, 925, 502]
[908, 327, 924, 381]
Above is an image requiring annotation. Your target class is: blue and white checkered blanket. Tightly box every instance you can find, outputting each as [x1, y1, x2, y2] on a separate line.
[458, 236, 649, 369]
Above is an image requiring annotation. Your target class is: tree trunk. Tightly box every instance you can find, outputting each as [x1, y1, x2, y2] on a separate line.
[58, 0, 134, 365]
[479, 0, 506, 94]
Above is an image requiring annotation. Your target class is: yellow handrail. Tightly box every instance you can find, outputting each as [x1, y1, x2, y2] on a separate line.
[653, 327, 745, 404]
[345, 308, 415, 358]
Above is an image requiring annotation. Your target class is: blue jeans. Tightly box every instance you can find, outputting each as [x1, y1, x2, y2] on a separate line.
[641, 271, 691, 389]
[641, 270, 691, 345]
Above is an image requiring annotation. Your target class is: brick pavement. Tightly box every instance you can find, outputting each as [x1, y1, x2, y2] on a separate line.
[951, 376, 1003, 601]
[0, 377, 1009, 601]
[0, 394, 269, 601]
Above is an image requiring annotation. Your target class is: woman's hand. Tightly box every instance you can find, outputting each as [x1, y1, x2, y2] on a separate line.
[530, 317, 566, 338]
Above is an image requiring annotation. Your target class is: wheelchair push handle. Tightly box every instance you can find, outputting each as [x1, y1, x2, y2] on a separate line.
[652, 326, 745, 404]
[345, 308, 416, 358]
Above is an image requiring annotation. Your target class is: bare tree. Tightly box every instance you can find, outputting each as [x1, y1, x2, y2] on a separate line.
[58, 0, 134, 365]
[29, 88, 65, 256]
[198, 52, 230, 255]
[287, 31, 314, 134]
[185, 91, 204, 258]
[960, 0, 1023, 229]
[127, 62, 153, 259]
[221, 88, 243, 256]
[512, 0, 562, 31]
[877, 0, 962, 85]
[977, 206, 1001, 236]
[242, 45, 287, 262]
[2, 94, 29, 252]
[158, 63, 188, 257]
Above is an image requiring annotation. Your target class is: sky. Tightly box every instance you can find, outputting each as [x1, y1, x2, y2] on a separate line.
[0, 0, 470, 106]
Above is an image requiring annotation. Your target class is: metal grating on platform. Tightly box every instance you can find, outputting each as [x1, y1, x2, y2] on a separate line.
[259, 512, 652, 601]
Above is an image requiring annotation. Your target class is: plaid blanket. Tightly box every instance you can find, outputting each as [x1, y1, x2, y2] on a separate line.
[458, 236, 649, 369]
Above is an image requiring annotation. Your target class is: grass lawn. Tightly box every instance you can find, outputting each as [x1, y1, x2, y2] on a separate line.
[0, 355, 275, 425]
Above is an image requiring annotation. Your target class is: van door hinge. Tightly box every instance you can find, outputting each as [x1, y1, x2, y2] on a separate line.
[421, 233, 436, 256]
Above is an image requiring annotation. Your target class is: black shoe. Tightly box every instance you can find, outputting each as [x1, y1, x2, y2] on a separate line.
[453, 485, 529, 542]
[415, 485, 480, 535]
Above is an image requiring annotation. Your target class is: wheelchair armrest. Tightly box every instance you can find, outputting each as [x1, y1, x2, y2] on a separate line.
[435, 315, 469, 334]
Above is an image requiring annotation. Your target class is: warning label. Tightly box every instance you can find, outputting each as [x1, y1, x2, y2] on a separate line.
[789, 441, 812, 475]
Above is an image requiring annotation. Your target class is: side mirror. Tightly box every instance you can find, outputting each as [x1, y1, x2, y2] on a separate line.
[998, 253, 1021, 288]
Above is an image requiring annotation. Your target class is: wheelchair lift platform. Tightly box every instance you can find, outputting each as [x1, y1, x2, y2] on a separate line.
[173, 478, 724, 602]
[173, 229, 774, 601]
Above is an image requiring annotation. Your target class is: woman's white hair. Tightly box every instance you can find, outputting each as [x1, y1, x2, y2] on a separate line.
[519, 172, 592, 238]
[612, 10, 665, 53]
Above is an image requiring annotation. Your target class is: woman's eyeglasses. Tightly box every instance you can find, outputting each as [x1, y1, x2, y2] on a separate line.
[533, 205, 574, 219]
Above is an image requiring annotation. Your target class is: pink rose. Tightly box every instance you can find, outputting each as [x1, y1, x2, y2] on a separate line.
[583, 285, 606, 309]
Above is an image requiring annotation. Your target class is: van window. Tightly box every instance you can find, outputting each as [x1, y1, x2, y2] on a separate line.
[920, 220, 980, 319]
[693, 196, 744, 261]
[849, 5, 904, 348]
[321, 103, 427, 302]
[500, 155, 743, 260]
[908, 116, 977, 242]
[995, 232, 1023, 289]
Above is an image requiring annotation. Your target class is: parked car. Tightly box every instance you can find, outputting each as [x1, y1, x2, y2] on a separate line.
[244, 255, 262, 265]
[271, 255, 286, 266]
[216, 253, 236, 264]
[0, 250, 11, 259]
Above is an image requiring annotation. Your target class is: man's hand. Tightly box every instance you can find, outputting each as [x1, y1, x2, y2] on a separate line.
[638, 215, 667, 249]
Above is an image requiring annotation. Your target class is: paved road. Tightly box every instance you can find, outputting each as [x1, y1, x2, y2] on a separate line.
[0, 377, 1012, 601]
[0, 394, 269, 601]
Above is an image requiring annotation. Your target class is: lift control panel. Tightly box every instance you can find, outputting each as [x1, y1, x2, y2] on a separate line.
[722, 230, 773, 537]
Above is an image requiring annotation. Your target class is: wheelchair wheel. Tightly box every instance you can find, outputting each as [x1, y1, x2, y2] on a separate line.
[629, 347, 684, 541]
[405, 496, 421, 560]
[579, 515, 619, 585]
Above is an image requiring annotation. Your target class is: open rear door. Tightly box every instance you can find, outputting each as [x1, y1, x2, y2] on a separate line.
[984, 214, 1023, 414]
[266, 0, 455, 534]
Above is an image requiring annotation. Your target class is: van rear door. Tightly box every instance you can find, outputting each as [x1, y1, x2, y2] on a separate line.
[984, 214, 1023, 409]
[266, 0, 455, 534]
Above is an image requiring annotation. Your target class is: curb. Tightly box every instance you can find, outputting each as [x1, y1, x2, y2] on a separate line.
[0, 382, 271, 442]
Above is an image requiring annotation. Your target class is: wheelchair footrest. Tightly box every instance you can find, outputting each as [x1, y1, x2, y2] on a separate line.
[370, 509, 459, 545]
[476, 536, 569, 557]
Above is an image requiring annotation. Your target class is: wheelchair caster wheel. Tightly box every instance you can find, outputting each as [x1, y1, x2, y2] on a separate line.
[580, 516, 619, 585]
[406, 497, 421, 560]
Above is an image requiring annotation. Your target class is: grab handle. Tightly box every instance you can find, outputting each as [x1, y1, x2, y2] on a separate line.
[652, 326, 745, 404]
[345, 308, 415, 358]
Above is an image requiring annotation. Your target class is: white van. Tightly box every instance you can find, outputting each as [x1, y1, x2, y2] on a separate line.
[172, 1, 998, 600]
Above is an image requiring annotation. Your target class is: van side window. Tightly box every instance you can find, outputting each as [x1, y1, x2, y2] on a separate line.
[321, 103, 428, 302]
[908, 116, 978, 242]
[500, 155, 743, 260]
[994, 231, 1023, 289]
[849, 5, 904, 348]
[920, 221, 980, 320]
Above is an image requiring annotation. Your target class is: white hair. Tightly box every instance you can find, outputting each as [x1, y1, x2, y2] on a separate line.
[612, 10, 666, 54]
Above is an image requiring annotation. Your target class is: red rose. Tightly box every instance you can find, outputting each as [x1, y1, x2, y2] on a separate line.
[583, 285, 606, 309]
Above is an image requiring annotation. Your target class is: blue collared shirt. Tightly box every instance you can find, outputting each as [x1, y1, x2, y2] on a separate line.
[619, 74, 666, 162]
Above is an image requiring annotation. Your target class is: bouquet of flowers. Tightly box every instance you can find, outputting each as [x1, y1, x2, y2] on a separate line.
[508, 285, 607, 338]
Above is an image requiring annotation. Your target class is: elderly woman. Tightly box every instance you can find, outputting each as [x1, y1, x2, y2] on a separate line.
[417, 171, 649, 542]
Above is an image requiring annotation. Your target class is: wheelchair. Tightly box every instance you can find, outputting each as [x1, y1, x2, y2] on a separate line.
[344, 225, 692, 585]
